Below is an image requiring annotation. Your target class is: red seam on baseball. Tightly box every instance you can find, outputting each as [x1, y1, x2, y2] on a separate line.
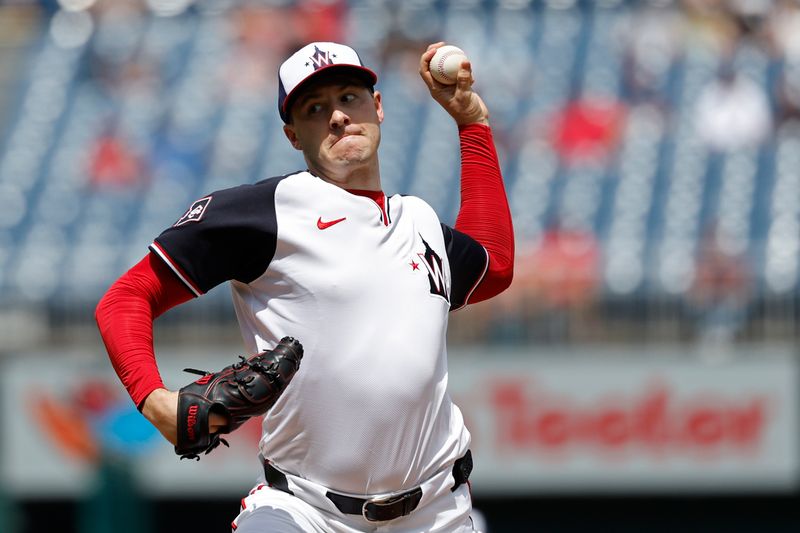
[436, 51, 460, 81]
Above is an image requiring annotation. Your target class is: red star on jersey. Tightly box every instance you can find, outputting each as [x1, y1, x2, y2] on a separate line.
[409, 260, 420, 271]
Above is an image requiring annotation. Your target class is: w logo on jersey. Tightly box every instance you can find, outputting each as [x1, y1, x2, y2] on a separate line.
[417, 235, 449, 303]
[308, 46, 335, 70]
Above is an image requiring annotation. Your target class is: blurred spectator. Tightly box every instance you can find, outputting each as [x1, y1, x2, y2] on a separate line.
[476, 226, 601, 344]
[683, 0, 771, 53]
[528, 225, 601, 310]
[290, 0, 347, 47]
[379, 31, 430, 74]
[226, 5, 293, 97]
[89, 125, 144, 189]
[617, 1, 684, 109]
[766, 0, 800, 59]
[551, 97, 626, 165]
[688, 224, 753, 346]
[694, 63, 772, 151]
[89, 0, 148, 76]
[774, 67, 800, 130]
[682, 0, 742, 53]
[727, 0, 772, 44]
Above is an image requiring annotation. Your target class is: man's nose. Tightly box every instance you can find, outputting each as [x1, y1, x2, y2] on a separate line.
[330, 109, 350, 129]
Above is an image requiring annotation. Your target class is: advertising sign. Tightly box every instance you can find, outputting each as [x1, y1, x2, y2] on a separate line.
[450, 347, 799, 493]
[1, 346, 797, 497]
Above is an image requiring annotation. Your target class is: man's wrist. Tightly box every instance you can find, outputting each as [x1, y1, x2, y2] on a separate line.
[458, 120, 490, 131]
[141, 387, 179, 445]
[458, 118, 489, 127]
[141, 388, 173, 420]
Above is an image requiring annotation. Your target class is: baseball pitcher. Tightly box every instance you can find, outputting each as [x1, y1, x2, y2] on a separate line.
[96, 41, 514, 532]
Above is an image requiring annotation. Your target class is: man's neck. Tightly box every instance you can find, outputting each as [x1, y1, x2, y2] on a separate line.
[308, 162, 382, 191]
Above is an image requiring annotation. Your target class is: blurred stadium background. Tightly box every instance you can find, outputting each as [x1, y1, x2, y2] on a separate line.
[0, 0, 798, 531]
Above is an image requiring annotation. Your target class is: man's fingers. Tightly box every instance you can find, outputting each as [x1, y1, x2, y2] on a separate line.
[209, 411, 230, 432]
[458, 61, 472, 82]
[420, 42, 444, 70]
[455, 61, 474, 94]
[419, 43, 442, 75]
[420, 45, 449, 89]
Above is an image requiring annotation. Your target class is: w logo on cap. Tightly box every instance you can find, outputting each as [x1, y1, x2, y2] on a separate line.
[308, 46, 335, 70]
[279, 42, 378, 123]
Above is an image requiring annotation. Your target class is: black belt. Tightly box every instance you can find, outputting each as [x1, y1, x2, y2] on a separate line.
[326, 486, 423, 522]
[261, 450, 472, 522]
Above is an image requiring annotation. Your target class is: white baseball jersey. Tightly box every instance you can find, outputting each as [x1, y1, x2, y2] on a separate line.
[150, 171, 488, 496]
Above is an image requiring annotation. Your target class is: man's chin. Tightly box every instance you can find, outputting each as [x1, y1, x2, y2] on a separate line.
[334, 157, 369, 169]
[332, 147, 372, 165]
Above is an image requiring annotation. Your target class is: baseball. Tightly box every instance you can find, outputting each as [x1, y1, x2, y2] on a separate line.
[430, 45, 468, 85]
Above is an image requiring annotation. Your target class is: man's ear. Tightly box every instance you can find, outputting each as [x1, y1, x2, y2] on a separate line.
[374, 90, 384, 124]
[283, 124, 302, 151]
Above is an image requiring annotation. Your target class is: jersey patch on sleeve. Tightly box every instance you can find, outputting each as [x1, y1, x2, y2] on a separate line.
[174, 196, 212, 226]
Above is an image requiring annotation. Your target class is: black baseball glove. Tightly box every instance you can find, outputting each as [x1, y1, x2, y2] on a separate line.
[175, 336, 303, 460]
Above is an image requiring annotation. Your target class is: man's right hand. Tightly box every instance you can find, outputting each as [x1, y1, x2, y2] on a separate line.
[142, 388, 228, 445]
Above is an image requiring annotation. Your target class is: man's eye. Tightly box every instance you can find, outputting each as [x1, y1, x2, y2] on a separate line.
[307, 103, 323, 115]
[341, 93, 356, 103]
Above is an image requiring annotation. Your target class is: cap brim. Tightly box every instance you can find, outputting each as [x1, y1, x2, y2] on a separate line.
[281, 64, 378, 122]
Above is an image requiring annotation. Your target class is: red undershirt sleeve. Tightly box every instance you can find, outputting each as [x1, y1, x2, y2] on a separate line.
[455, 123, 515, 303]
[95, 252, 194, 410]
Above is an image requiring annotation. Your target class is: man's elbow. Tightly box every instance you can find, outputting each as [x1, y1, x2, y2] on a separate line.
[494, 263, 514, 295]
[488, 236, 514, 296]
[470, 259, 513, 303]
[95, 276, 134, 330]
[95, 285, 116, 332]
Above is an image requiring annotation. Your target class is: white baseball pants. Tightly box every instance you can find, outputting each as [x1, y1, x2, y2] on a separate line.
[231, 464, 479, 532]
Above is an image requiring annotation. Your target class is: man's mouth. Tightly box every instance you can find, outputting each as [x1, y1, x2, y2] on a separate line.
[333, 133, 359, 146]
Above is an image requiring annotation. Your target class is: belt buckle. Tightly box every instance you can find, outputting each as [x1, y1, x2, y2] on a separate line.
[361, 493, 399, 522]
[361, 488, 420, 522]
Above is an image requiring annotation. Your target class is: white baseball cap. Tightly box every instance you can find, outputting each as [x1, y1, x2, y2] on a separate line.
[278, 42, 378, 123]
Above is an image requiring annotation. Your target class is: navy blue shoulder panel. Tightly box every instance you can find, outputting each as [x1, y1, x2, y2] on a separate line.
[441, 223, 489, 311]
[152, 175, 289, 294]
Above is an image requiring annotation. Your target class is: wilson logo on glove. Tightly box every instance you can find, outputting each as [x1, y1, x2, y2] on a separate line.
[186, 405, 199, 441]
[175, 336, 304, 460]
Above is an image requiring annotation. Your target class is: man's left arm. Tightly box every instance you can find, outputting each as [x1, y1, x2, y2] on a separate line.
[419, 43, 515, 304]
[453, 123, 514, 302]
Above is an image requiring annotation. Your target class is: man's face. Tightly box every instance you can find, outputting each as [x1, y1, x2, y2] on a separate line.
[283, 74, 384, 182]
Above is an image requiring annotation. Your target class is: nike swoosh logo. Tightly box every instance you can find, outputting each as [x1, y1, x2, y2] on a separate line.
[317, 216, 347, 230]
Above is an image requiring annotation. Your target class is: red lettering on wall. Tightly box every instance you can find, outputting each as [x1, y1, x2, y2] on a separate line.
[490, 380, 768, 458]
